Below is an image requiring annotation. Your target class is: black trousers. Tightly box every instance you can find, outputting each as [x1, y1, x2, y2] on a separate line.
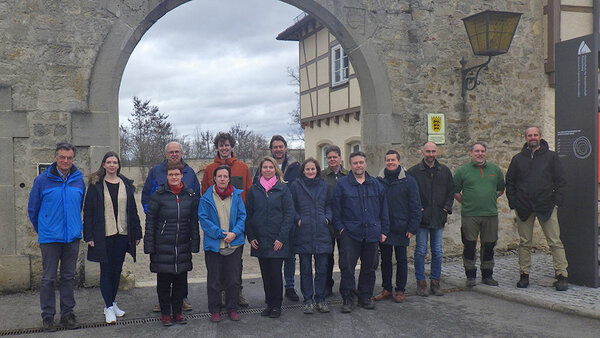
[379, 243, 408, 292]
[326, 237, 343, 290]
[205, 247, 243, 313]
[99, 234, 128, 307]
[258, 257, 284, 308]
[339, 233, 378, 302]
[156, 271, 187, 316]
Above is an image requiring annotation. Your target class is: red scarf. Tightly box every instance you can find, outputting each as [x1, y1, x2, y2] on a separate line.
[215, 184, 234, 200]
[169, 182, 183, 195]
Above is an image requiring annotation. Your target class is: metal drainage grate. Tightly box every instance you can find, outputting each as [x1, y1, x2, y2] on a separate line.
[0, 291, 459, 336]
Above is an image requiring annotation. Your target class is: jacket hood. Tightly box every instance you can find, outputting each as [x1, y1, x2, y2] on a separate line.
[520, 139, 549, 155]
[417, 159, 441, 171]
[212, 153, 238, 166]
[201, 185, 242, 201]
[378, 166, 407, 180]
[47, 162, 82, 181]
[348, 171, 376, 185]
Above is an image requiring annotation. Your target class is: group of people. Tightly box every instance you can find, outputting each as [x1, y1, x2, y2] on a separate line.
[27, 126, 570, 331]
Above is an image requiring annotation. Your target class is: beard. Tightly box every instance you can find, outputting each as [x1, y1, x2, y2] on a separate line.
[528, 140, 539, 148]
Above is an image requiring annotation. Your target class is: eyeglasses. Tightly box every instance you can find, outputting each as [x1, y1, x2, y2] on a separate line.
[167, 151, 181, 155]
[57, 156, 74, 161]
[167, 173, 182, 177]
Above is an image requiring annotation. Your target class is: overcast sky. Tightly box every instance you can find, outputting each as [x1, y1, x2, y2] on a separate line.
[118, 1, 303, 145]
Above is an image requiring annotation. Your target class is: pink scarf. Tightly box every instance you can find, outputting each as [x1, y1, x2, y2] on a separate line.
[260, 176, 277, 192]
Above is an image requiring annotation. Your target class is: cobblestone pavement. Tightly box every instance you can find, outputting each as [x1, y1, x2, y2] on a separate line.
[441, 252, 600, 319]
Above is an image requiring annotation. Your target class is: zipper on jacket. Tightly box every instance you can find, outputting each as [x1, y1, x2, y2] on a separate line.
[479, 166, 483, 178]
[175, 193, 180, 273]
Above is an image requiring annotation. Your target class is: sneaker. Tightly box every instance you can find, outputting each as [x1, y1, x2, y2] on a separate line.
[358, 298, 375, 310]
[466, 278, 476, 287]
[416, 280, 429, 297]
[182, 298, 193, 311]
[60, 313, 79, 330]
[260, 307, 273, 317]
[303, 303, 314, 314]
[315, 302, 330, 313]
[269, 307, 281, 318]
[482, 277, 499, 286]
[104, 306, 116, 324]
[173, 314, 187, 325]
[285, 288, 299, 302]
[516, 274, 529, 288]
[430, 279, 444, 296]
[238, 292, 249, 308]
[209, 312, 221, 322]
[393, 291, 406, 303]
[42, 317, 56, 332]
[228, 310, 241, 321]
[373, 289, 392, 301]
[112, 302, 125, 317]
[162, 314, 173, 326]
[554, 275, 568, 291]
[153, 304, 161, 312]
[341, 298, 354, 313]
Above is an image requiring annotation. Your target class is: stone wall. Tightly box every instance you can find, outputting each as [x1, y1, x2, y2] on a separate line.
[0, 0, 563, 292]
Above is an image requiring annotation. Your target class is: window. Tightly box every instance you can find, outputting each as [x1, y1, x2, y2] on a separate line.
[349, 142, 361, 154]
[320, 144, 331, 169]
[331, 44, 349, 86]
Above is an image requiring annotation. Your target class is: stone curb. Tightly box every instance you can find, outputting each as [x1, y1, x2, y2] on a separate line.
[442, 276, 600, 321]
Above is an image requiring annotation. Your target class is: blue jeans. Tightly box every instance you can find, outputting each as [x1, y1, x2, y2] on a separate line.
[414, 227, 443, 281]
[284, 256, 296, 289]
[299, 253, 328, 304]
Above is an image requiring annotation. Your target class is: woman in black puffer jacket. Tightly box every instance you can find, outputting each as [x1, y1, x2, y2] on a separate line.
[144, 162, 200, 326]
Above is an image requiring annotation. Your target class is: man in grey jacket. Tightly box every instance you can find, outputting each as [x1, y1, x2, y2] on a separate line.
[407, 142, 454, 296]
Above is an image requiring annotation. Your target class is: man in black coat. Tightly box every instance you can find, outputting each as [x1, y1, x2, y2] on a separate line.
[407, 142, 454, 297]
[506, 127, 569, 291]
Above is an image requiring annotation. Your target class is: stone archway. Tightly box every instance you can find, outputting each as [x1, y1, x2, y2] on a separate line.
[87, 0, 394, 164]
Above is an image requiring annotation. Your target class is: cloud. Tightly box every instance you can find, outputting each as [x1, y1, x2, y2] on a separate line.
[119, 0, 303, 142]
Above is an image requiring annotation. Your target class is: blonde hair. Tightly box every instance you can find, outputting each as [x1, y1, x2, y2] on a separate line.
[258, 156, 286, 183]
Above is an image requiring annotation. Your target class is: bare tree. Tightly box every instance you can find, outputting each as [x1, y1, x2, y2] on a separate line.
[120, 96, 175, 166]
[228, 123, 268, 163]
[287, 66, 304, 144]
[189, 127, 214, 159]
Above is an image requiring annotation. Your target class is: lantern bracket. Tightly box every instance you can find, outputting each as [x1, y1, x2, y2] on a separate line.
[460, 55, 492, 100]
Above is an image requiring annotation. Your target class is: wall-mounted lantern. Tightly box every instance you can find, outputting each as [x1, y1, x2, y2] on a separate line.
[460, 10, 522, 100]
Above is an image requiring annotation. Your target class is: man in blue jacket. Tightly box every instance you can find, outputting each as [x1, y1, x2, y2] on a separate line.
[141, 141, 201, 312]
[333, 151, 390, 313]
[28, 142, 86, 332]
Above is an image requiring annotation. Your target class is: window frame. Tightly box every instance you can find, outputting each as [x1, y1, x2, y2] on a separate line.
[331, 44, 349, 87]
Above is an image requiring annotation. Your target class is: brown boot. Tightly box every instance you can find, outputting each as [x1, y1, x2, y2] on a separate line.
[373, 289, 393, 301]
[393, 291, 405, 303]
[430, 279, 444, 296]
[416, 280, 429, 297]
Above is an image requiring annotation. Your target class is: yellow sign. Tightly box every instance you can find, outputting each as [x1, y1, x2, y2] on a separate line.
[427, 113, 445, 144]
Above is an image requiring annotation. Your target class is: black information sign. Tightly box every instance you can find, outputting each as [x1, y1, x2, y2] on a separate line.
[555, 34, 599, 287]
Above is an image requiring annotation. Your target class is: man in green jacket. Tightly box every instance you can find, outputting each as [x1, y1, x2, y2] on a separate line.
[454, 143, 505, 287]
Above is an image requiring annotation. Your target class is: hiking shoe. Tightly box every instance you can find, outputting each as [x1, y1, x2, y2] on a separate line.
[153, 304, 161, 312]
[182, 298, 193, 311]
[466, 278, 476, 287]
[228, 311, 241, 321]
[373, 289, 392, 301]
[358, 298, 375, 310]
[173, 314, 187, 325]
[517, 274, 529, 288]
[482, 277, 499, 286]
[430, 279, 444, 296]
[554, 275, 568, 291]
[60, 313, 79, 330]
[341, 298, 354, 313]
[162, 314, 173, 326]
[260, 307, 273, 317]
[303, 303, 314, 314]
[209, 312, 221, 322]
[417, 280, 429, 297]
[42, 317, 56, 332]
[104, 306, 116, 324]
[269, 307, 281, 318]
[112, 302, 125, 317]
[315, 302, 330, 313]
[394, 291, 406, 303]
[285, 288, 299, 301]
[238, 292, 249, 308]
